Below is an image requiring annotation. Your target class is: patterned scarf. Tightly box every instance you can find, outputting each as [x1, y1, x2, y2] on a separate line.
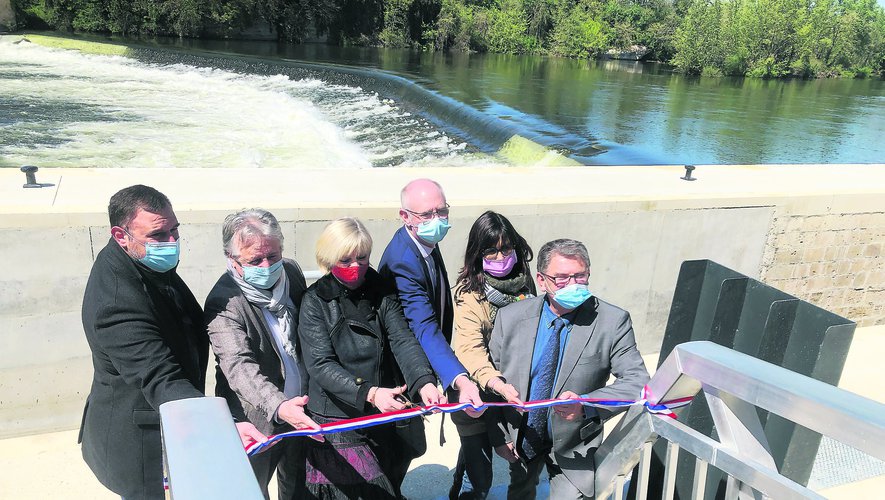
[227, 259, 297, 359]
[484, 273, 534, 323]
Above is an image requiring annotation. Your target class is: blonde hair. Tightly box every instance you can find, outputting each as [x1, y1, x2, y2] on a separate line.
[315, 217, 373, 273]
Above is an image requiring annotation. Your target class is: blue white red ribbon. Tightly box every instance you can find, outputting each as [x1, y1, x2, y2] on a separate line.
[245, 386, 692, 456]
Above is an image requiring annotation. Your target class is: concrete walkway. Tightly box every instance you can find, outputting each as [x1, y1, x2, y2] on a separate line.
[4, 164, 885, 226]
[1, 327, 882, 499]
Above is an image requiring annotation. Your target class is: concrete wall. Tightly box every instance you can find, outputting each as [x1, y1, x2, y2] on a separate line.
[0, 0, 14, 32]
[1, 164, 883, 437]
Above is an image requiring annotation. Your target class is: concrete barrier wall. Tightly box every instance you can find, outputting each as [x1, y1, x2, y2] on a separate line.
[1, 164, 882, 437]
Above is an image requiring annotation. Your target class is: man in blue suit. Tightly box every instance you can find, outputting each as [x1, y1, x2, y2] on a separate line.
[378, 179, 484, 411]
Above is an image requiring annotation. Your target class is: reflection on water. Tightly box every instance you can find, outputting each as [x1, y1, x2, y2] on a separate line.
[150, 36, 884, 165]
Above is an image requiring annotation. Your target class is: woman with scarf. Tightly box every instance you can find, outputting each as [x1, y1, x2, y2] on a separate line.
[449, 211, 536, 500]
[298, 217, 444, 500]
[205, 208, 321, 499]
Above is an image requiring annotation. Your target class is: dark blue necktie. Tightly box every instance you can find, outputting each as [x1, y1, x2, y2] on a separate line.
[521, 317, 566, 461]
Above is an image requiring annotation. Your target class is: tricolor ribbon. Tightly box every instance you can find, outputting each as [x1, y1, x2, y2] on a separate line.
[245, 385, 693, 456]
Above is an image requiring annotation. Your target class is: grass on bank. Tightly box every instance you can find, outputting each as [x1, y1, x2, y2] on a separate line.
[20, 33, 129, 56]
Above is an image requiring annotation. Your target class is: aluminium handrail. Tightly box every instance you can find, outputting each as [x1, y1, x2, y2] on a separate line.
[159, 397, 263, 499]
[594, 341, 885, 500]
[647, 341, 885, 459]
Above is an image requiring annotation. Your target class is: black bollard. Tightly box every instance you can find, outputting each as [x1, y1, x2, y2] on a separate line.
[21, 165, 42, 188]
[681, 164, 696, 181]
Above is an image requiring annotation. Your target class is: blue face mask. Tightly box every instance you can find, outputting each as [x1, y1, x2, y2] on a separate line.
[140, 241, 180, 273]
[416, 217, 451, 245]
[242, 259, 284, 289]
[551, 283, 592, 310]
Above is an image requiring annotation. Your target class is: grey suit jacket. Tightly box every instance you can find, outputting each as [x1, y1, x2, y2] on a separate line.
[204, 259, 308, 436]
[489, 295, 650, 497]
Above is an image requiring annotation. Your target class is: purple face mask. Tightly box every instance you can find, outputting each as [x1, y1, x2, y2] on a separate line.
[483, 251, 518, 278]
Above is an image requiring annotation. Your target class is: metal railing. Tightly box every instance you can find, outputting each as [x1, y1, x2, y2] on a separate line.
[594, 341, 885, 500]
[159, 397, 263, 499]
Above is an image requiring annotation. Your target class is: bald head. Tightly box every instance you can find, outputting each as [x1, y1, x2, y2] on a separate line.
[399, 178, 449, 245]
[400, 178, 445, 210]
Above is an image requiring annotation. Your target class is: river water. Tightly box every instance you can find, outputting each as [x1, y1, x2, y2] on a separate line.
[1, 34, 884, 168]
[0, 36, 482, 169]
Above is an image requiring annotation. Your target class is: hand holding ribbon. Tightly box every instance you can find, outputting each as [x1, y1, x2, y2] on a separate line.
[245, 386, 693, 457]
[553, 391, 584, 421]
[369, 385, 408, 412]
[487, 377, 524, 406]
[278, 396, 323, 442]
[235, 421, 268, 448]
[454, 375, 486, 418]
[419, 383, 446, 406]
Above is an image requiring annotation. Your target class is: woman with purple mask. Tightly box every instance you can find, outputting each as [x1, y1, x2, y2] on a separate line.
[449, 211, 536, 499]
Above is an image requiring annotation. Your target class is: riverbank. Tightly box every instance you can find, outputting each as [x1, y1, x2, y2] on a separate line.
[10, 0, 885, 79]
[1, 163, 884, 438]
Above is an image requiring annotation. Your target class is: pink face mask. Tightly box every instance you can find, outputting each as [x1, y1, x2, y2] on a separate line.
[482, 252, 517, 278]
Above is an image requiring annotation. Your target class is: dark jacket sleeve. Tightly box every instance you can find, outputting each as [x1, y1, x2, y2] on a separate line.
[92, 271, 203, 410]
[298, 291, 373, 411]
[380, 249, 466, 389]
[380, 293, 438, 400]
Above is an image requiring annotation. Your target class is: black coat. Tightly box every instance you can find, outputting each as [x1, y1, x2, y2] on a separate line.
[297, 269, 436, 420]
[80, 239, 208, 500]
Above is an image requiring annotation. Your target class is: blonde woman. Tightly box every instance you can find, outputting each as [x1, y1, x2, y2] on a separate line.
[298, 217, 444, 499]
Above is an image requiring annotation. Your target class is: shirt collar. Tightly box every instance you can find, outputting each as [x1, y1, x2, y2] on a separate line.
[542, 296, 577, 328]
[405, 226, 435, 259]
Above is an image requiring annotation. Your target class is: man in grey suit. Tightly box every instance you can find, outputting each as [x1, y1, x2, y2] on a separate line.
[489, 238, 650, 499]
[205, 208, 320, 499]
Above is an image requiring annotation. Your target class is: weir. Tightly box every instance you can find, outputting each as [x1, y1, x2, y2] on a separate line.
[2, 34, 582, 167]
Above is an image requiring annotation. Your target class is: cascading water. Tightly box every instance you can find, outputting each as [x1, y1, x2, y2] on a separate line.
[0, 37, 494, 169]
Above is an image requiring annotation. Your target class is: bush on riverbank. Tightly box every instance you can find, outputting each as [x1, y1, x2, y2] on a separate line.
[672, 0, 885, 78]
[11, 0, 885, 78]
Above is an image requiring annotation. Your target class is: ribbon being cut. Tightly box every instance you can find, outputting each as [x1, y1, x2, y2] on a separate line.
[245, 386, 692, 456]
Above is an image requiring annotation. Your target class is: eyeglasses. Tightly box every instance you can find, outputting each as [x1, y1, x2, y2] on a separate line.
[539, 271, 589, 288]
[482, 246, 514, 259]
[403, 203, 450, 221]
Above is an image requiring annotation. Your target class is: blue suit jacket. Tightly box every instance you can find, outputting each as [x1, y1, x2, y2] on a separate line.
[379, 226, 464, 389]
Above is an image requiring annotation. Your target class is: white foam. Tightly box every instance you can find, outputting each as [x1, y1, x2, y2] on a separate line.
[0, 38, 497, 169]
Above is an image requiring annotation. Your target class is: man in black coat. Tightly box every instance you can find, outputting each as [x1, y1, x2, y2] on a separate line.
[79, 185, 266, 500]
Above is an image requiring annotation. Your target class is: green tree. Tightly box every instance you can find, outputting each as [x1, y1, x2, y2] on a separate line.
[550, 1, 607, 57]
[672, 0, 726, 74]
[380, 0, 413, 47]
[485, 0, 533, 53]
